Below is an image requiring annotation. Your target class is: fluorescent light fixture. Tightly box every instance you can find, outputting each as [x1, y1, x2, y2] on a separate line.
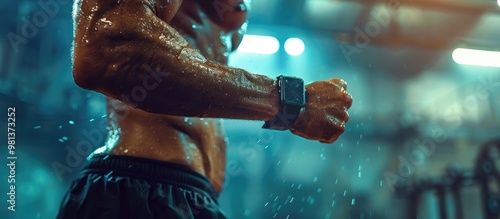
[237, 35, 280, 55]
[284, 38, 305, 56]
[452, 48, 500, 68]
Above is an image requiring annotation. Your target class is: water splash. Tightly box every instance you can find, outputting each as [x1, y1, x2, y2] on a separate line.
[358, 165, 362, 178]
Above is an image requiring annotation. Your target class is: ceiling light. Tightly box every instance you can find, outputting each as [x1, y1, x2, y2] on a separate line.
[284, 38, 305, 56]
[452, 48, 500, 68]
[237, 35, 280, 55]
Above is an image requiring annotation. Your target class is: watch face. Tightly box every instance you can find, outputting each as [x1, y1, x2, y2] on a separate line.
[283, 78, 305, 105]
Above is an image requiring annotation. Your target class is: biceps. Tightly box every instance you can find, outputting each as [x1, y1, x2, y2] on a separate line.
[72, 0, 191, 87]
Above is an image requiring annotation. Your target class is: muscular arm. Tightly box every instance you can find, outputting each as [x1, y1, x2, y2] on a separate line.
[73, 0, 279, 120]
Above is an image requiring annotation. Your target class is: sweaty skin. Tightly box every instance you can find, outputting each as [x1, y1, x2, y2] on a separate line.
[73, 0, 352, 193]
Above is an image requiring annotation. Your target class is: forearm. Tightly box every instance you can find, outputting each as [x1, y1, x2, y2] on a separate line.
[100, 56, 280, 120]
[74, 0, 279, 120]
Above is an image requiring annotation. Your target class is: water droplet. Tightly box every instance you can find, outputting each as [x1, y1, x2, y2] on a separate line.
[58, 125, 62, 129]
[313, 177, 318, 182]
[184, 117, 189, 122]
[62, 136, 68, 140]
[89, 118, 95, 122]
[34, 125, 41, 129]
[69, 120, 75, 125]
[103, 155, 110, 160]
[320, 153, 326, 160]
[343, 190, 347, 196]
[380, 180, 383, 187]
[317, 188, 322, 193]
[124, 149, 129, 153]
[100, 17, 112, 27]
[351, 198, 356, 205]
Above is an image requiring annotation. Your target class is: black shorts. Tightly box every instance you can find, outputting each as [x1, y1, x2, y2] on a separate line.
[57, 154, 226, 219]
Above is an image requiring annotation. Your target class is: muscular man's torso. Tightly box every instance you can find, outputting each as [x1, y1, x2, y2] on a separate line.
[90, 0, 249, 193]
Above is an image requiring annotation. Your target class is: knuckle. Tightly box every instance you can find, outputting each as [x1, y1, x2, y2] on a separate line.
[332, 78, 347, 89]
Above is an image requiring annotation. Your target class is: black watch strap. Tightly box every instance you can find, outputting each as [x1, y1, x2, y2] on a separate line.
[263, 75, 305, 130]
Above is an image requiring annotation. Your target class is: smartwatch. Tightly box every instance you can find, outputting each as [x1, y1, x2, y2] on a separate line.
[263, 75, 305, 130]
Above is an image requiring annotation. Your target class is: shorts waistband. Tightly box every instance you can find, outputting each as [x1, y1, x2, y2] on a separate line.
[83, 154, 218, 199]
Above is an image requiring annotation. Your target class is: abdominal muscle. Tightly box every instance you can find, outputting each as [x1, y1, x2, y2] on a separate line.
[91, 98, 227, 193]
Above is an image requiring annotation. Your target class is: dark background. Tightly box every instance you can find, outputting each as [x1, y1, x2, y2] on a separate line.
[1, 0, 500, 218]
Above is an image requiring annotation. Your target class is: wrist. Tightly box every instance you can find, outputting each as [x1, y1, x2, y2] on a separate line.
[263, 75, 305, 130]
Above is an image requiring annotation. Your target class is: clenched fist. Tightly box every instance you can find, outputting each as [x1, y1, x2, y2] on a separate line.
[290, 78, 352, 143]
